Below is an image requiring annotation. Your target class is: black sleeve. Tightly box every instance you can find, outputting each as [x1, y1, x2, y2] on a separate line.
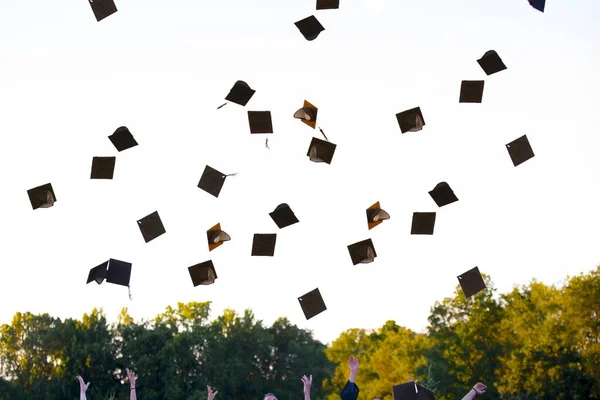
[340, 381, 360, 400]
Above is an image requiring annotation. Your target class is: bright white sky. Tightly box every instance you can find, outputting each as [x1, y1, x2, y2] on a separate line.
[1, 0, 600, 345]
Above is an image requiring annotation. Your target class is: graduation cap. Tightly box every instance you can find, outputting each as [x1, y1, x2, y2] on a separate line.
[27, 183, 56, 210]
[366, 202, 390, 230]
[459, 81, 485, 103]
[348, 239, 377, 265]
[207, 223, 231, 252]
[90, 157, 116, 179]
[269, 204, 299, 229]
[294, 100, 318, 129]
[458, 266, 486, 298]
[477, 50, 507, 76]
[307, 137, 336, 164]
[251, 234, 277, 256]
[316, 0, 340, 9]
[248, 111, 273, 134]
[429, 182, 458, 208]
[225, 80, 255, 106]
[108, 126, 138, 152]
[87, 259, 132, 299]
[88, 0, 118, 22]
[188, 260, 218, 286]
[396, 107, 425, 133]
[295, 16, 325, 41]
[528, 0, 545, 12]
[411, 212, 436, 235]
[298, 288, 327, 320]
[393, 382, 435, 400]
[198, 165, 230, 198]
[506, 135, 535, 167]
[136, 211, 166, 243]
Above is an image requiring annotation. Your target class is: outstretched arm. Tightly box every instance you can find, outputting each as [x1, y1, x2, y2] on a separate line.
[301, 375, 312, 400]
[461, 382, 487, 400]
[207, 385, 218, 400]
[348, 355, 359, 383]
[77, 376, 90, 400]
[340, 356, 360, 400]
[127, 368, 137, 400]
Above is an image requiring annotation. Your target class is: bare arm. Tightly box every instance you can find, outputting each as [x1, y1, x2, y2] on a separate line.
[127, 368, 137, 400]
[77, 376, 90, 400]
[302, 375, 312, 400]
[207, 385, 218, 400]
[348, 355, 359, 383]
[461, 383, 487, 400]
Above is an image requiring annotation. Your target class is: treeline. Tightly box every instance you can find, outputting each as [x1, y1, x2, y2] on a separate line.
[1, 267, 599, 400]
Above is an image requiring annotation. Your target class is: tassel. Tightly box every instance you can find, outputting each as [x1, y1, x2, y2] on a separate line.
[217, 103, 228, 110]
[318, 127, 329, 141]
[128, 285, 132, 301]
[265, 138, 270, 149]
[414, 383, 418, 393]
[224, 173, 238, 177]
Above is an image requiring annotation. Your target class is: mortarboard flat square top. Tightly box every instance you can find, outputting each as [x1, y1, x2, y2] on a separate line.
[87, 259, 131, 287]
[411, 212, 436, 235]
[348, 239, 377, 265]
[294, 100, 318, 129]
[89, 0, 118, 22]
[207, 223, 231, 252]
[295, 15, 325, 41]
[458, 266, 486, 298]
[225, 80, 255, 106]
[529, 0, 545, 12]
[307, 137, 337, 164]
[396, 107, 425, 133]
[393, 382, 435, 400]
[506, 135, 535, 167]
[316, 0, 339, 9]
[87, 261, 109, 285]
[137, 211, 166, 243]
[298, 288, 327, 320]
[251, 234, 277, 256]
[459, 81, 485, 103]
[248, 111, 273, 134]
[269, 204, 299, 229]
[198, 165, 227, 198]
[366, 202, 390, 230]
[108, 126, 138, 152]
[477, 50, 507, 76]
[429, 182, 459, 208]
[188, 260, 218, 286]
[90, 157, 116, 180]
[27, 183, 56, 210]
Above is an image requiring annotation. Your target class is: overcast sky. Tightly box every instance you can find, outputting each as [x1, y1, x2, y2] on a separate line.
[1, 0, 599, 344]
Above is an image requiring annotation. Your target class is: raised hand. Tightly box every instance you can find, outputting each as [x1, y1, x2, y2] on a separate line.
[348, 355, 359, 372]
[301, 375, 312, 394]
[126, 368, 137, 388]
[76, 376, 90, 392]
[473, 382, 487, 395]
[207, 385, 218, 400]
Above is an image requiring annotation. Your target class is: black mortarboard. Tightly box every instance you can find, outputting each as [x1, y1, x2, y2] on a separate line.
[459, 81, 485, 103]
[108, 126, 138, 152]
[529, 0, 545, 12]
[307, 137, 336, 164]
[366, 202, 390, 230]
[207, 223, 231, 252]
[316, 0, 339, 9]
[298, 288, 327, 320]
[477, 50, 507, 76]
[27, 183, 57, 210]
[293, 100, 318, 129]
[396, 107, 425, 133]
[248, 111, 273, 134]
[188, 260, 218, 286]
[411, 212, 436, 235]
[295, 16, 325, 41]
[88, 0, 118, 22]
[393, 382, 435, 400]
[506, 135, 535, 167]
[269, 204, 299, 229]
[348, 239, 377, 265]
[87, 259, 131, 287]
[198, 165, 227, 198]
[136, 211, 166, 243]
[90, 157, 116, 180]
[457, 266, 486, 298]
[429, 182, 458, 208]
[251, 234, 277, 256]
[225, 81, 255, 106]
